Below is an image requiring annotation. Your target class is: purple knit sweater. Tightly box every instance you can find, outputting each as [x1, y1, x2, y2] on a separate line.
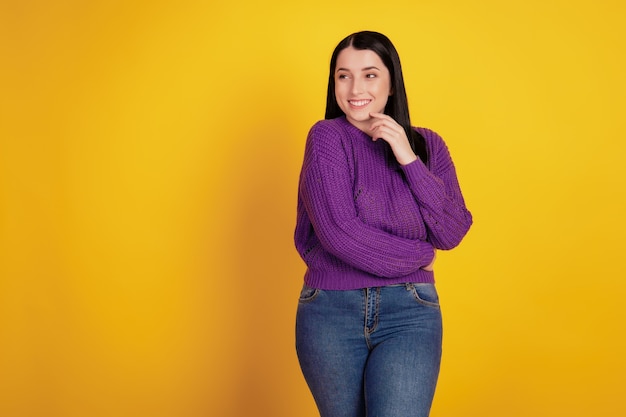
[294, 116, 472, 290]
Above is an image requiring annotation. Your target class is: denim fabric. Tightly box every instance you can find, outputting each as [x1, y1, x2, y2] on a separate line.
[296, 283, 442, 417]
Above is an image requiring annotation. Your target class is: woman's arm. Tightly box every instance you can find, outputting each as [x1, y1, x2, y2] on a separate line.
[401, 128, 473, 250]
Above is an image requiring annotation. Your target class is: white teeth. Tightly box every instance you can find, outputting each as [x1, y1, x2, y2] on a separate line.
[349, 100, 370, 107]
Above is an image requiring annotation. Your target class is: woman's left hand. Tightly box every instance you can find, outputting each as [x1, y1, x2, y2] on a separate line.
[368, 112, 418, 166]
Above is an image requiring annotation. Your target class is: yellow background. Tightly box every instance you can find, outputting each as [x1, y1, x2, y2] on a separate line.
[1, 0, 625, 416]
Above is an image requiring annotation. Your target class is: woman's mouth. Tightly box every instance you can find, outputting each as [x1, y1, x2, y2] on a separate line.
[348, 99, 371, 108]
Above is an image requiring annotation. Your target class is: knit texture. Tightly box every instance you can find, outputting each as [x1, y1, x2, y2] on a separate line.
[294, 116, 472, 290]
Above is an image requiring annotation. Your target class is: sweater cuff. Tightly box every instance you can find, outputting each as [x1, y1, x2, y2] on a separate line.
[400, 158, 432, 187]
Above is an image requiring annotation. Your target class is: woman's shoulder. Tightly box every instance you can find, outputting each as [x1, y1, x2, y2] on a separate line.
[415, 126, 449, 153]
[415, 126, 443, 143]
[414, 126, 455, 171]
[309, 117, 350, 137]
[306, 118, 353, 150]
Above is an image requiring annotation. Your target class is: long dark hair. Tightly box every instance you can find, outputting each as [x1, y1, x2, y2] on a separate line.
[325, 31, 428, 164]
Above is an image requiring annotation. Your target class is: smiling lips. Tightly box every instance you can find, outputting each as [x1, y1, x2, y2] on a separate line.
[348, 99, 371, 108]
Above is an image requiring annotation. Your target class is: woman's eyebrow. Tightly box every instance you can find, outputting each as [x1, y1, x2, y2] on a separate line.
[335, 66, 381, 72]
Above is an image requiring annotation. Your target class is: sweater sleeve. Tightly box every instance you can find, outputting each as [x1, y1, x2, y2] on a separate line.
[299, 122, 435, 278]
[400, 128, 473, 250]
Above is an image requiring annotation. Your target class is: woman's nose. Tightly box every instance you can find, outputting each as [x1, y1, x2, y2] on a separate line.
[351, 78, 364, 94]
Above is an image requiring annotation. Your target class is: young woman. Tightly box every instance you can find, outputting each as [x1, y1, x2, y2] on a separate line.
[294, 31, 472, 417]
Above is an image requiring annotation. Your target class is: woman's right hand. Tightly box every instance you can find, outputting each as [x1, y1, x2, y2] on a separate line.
[421, 249, 437, 271]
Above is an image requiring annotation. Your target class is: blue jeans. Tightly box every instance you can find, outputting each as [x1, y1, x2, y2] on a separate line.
[295, 283, 443, 417]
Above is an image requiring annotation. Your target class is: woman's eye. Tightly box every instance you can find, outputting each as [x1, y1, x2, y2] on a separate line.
[338, 74, 349, 79]
[366, 73, 377, 78]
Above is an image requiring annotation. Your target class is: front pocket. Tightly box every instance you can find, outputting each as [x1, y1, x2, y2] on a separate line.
[299, 284, 320, 303]
[407, 283, 440, 308]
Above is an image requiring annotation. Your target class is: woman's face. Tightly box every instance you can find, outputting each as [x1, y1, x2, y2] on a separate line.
[334, 46, 392, 132]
